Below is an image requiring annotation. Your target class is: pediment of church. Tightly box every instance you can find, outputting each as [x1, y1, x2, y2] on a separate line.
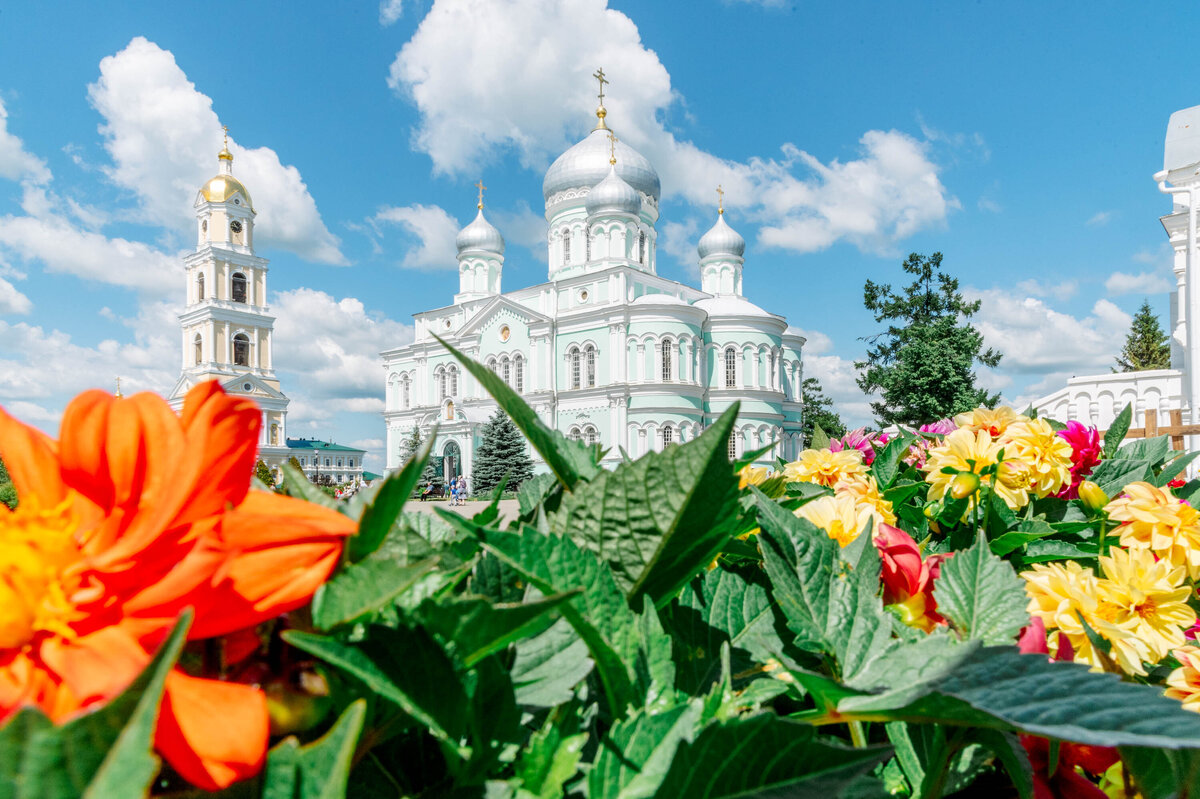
[220, 373, 287, 400]
[456, 296, 549, 339]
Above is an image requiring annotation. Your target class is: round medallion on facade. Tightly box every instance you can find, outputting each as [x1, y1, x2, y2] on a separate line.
[242, 382, 252, 391]
[579, 289, 589, 302]
[499, 324, 511, 342]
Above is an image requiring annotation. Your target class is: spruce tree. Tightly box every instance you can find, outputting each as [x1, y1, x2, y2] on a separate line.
[1115, 299, 1171, 372]
[472, 409, 534, 494]
[254, 458, 277, 489]
[800, 376, 846, 447]
[0, 456, 15, 509]
[856, 252, 1002, 427]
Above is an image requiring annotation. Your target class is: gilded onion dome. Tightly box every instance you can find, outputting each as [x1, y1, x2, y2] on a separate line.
[585, 164, 641, 216]
[456, 209, 505, 255]
[200, 136, 254, 210]
[698, 212, 745, 259]
[543, 127, 660, 202]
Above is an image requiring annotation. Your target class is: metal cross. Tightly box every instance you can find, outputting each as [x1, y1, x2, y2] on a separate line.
[608, 131, 618, 164]
[475, 180, 486, 209]
[222, 125, 229, 148]
[593, 67, 608, 105]
[716, 185, 724, 214]
[115, 376, 123, 398]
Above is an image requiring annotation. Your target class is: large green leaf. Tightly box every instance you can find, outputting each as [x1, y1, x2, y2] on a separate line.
[651, 715, 889, 798]
[1103, 403, 1132, 457]
[347, 431, 436, 562]
[311, 556, 439, 630]
[516, 710, 586, 799]
[510, 618, 594, 708]
[261, 700, 366, 799]
[551, 404, 741, 607]
[933, 531, 1028, 644]
[871, 432, 915, 490]
[0, 612, 190, 799]
[1119, 435, 1171, 467]
[436, 335, 599, 489]
[413, 592, 577, 667]
[1119, 746, 1200, 799]
[587, 704, 701, 799]
[1090, 457, 1153, 500]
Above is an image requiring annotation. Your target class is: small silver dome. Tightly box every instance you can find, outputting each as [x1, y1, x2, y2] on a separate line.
[698, 213, 745, 259]
[543, 128, 660, 202]
[585, 165, 641, 217]
[456, 209, 505, 256]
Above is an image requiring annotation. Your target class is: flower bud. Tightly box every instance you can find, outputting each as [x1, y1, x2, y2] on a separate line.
[1078, 480, 1109, 513]
[923, 501, 942, 519]
[949, 471, 980, 500]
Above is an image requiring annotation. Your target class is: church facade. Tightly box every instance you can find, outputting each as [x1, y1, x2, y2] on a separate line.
[382, 86, 806, 480]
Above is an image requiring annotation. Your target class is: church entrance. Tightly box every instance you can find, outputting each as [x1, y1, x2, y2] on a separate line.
[443, 441, 462, 484]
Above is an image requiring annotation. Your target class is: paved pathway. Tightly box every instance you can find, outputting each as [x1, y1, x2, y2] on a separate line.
[405, 498, 521, 526]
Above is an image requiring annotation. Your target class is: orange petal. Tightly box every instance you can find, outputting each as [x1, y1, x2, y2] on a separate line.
[0, 402, 65, 504]
[174, 382, 261, 524]
[157, 669, 268, 791]
[35, 625, 150, 721]
[57, 390, 115, 512]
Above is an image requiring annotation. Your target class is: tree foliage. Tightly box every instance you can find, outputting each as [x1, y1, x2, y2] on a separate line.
[856, 252, 1002, 427]
[800, 376, 845, 447]
[254, 459, 277, 489]
[472, 409, 534, 494]
[1115, 299, 1171, 372]
[0, 456, 15, 509]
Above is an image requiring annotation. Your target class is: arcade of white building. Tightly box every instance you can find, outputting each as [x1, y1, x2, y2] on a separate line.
[382, 78, 806, 482]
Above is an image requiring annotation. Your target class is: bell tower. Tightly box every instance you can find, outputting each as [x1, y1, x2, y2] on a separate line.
[168, 130, 291, 465]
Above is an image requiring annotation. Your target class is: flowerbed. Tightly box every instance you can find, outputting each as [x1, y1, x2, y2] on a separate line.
[4, 345, 1200, 798]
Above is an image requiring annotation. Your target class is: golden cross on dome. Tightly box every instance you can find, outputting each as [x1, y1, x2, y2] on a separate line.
[717, 185, 724, 215]
[475, 180, 486, 209]
[608, 132, 618, 165]
[222, 125, 229, 148]
[593, 67, 608, 105]
[115, 376, 123, 398]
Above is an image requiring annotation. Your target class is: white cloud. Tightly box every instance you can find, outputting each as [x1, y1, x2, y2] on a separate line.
[1086, 210, 1114, 227]
[371, 203, 459, 269]
[491, 200, 547, 252]
[0, 98, 50, 184]
[1105, 270, 1173, 296]
[0, 275, 31, 314]
[1015, 278, 1077, 302]
[88, 37, 345, 264]
[389, 0, 955, 256]
[657, 217, 702, 270]
[977, 196, 1002, 213]
[380, 0, 405, 24]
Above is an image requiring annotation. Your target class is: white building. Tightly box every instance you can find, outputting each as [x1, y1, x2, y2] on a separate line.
[286, 438, 367, 485]
[167, 136, 291, 467]
[1033, 105, 1196, 429]
[382, 81, 806, 481]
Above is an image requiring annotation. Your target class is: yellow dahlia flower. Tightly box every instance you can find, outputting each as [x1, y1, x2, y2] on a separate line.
[1097, 546, 1195, 665]
[953, 406, 1023, 437]
[794, 493, 873, 547]
[925, 428, 1029, 515]
[738, 465, 770, 489]
[1003, 418, 1073, 498]
[1106, 481, 1200, 580]
[1166, 645, 1200, 713]
[782, 448, 866, 488]
[836, 474, 897, 527]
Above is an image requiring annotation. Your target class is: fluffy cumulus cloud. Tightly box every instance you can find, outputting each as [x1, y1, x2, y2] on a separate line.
[380, 0, 404, 24]
[389, 0, 954, 256]
[371, 204, 459, 269]
[0, 99, 50, 184]
[88, 37, 345, 264]
[791, 327, 872, 427]
[1105, 269, 1173, 296]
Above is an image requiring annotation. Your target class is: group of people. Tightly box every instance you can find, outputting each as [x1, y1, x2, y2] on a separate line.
[447, 475, 469, 506]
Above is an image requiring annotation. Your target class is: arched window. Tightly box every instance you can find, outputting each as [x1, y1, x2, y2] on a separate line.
[562, 228, 571, 264]
[402, 376, 411, 409]
[488, 357, 498, 374]
[501, 356, 511, 386]
[193, 334, 202, 366]
[233, 333, 250, 367]
[586, 427, 598, 446]
[449, 366, 458, 397]
[585, 344, 596, 387]
[197, 273, 205, 301]
[661, 338, 673, 382]
[569, 427, 582, 442]
[728, 432, 737, 461]
[662, 426, 673, 447]
[639, 231, 647, 264]
[232, 272, 248, 304]
[514, 355, 524, 394]
[437, 368, 447, 401]
[725, 347, 737, 388]
[570, 348, 581, 389]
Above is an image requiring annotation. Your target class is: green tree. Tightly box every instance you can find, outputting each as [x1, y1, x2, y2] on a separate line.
[1115, 299, 1171, 372]
[0, 455, 15, 510]
[399, 427, 440, 490]
[472, 409, 534, 495]
[254, 458, 277, 489]
[800, 376, 846, 447]
[287, 455, 303, 472]
[856, 252, 1002, 427]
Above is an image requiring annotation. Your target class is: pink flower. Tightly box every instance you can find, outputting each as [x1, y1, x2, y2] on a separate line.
[831, 428, 878, 465]
[1054, 421, 1102, 498]
[919, 419, 956, 436]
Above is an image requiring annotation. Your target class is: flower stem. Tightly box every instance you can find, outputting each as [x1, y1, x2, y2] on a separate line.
[848, 720, 867, 748]
[1097, 517, 1108, 577]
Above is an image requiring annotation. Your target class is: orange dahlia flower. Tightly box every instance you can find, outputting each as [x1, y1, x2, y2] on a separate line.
[0, 382, 354, 790]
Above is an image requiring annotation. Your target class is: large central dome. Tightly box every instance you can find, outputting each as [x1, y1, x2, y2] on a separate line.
[543, 127, 660, 203]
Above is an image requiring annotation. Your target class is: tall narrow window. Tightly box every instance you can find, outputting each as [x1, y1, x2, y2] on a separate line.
[662, 426, 673, 447]
[197, 273, 205, 301]
[728, 433, 737, 461]
[514, 355, 524, 393]
[661, 339, 673, 382]
[193, 334, 202, 365]
[639, 231, 647, 264]
[586, 345, 596, 387]
[232, 272, 247, 303]
[438, 369, 446, 401]
[449, 366, 459, 397]
[724, 347, 737, 388]
[233, 333, 250, 367]
[570, 348, 581, 389]
[586, 427, 598, 446]
[502, 356, 511, 386]
[562, 229, 571, 264]
[402, 377, 411, 409]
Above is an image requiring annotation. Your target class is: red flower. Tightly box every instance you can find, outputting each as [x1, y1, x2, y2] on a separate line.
[874, 524, 948, 631]
[1019, 734, 1117, 799]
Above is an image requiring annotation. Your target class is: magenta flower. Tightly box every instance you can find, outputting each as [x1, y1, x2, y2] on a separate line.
[1054, 421, 1102, 498]
[831, 428, 877, 464]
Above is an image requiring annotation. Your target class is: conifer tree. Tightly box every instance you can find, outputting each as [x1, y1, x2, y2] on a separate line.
[398, 426, 423, 465]
[1115, 299, 1171, 372]
[254, 458, 277, 489]
[0, 456, 15, 509]
[800, 377, 846, 447]
[287, 455, 303, 472]
[472, 409, 533, 494]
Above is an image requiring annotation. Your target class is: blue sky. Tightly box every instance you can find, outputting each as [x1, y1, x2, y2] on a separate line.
[0, 0, 1192, 470]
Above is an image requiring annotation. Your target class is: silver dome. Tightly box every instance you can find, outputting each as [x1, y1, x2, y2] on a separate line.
[455, 209, 505, 256]
[585, 165, 641, 216]
[543, 128, 661, 202]
[698, 213, 745, 259]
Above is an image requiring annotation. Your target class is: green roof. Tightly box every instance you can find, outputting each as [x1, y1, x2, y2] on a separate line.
[362, 471, 383, 481]
[286, 438, 366, 454]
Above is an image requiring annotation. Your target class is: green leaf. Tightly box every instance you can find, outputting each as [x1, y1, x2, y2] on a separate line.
[0, 612, 191, 799]
[551, 404, 741, 606]
[1119, 435, 1171, 467]
[650, 715, 889, 798]
[348, 432, 436, 562]
[510, 618, 594, 708]
[1157, 451, 1200, 488]
[436, 335, 599, 489]
[517, 472, 560, 518]
[871, 432, 915, 489]
[1090, 456, 1153, 501]
[311, 556, 438, 630]
[280, 462, 340, 510]
[414, 591, 577, 667]
[587, 704, 701, 799]
[516, 710, 587, 799]
[989, 518, 1056, 557]
[970, 729, 1034, 799]
[1104, 403, 1132, 457]
[839, 644, 1200, 748]
[933, 531, 1029, 644]
[1119, 746, 1200, 799]
[811, 422, 832, 450]
[261, 700, 366, 799]
[284, 625, 470, 745]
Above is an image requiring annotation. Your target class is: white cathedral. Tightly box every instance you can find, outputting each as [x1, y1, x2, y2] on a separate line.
[382, 81, 807, 481]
